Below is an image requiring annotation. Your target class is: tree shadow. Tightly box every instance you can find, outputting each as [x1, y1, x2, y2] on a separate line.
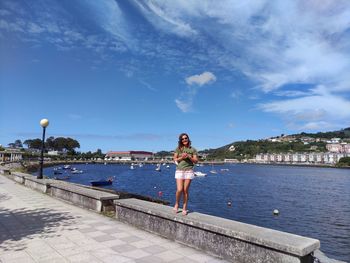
[0, 206, 81, 252]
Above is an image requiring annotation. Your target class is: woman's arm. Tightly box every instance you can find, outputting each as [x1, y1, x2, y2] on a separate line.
[190, 154, 198, 164]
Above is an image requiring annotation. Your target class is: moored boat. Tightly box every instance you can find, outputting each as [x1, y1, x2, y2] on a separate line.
[90, 177, 114, 186]
[194, 171, 207, 177]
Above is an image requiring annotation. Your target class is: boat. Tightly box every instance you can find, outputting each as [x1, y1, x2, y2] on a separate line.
[71, 167, 83, 174]
[54, 170, 63, 175]
[130, 164, 134, 170]
[220, 168, 229, 172]
[155, 163, 161, 171]
[209, 164, 218, 174]
[63, 165, 71, 169]
[90, 177, 114, 186]
[194, 171, 207, 177]
[53, 176, 70, 180]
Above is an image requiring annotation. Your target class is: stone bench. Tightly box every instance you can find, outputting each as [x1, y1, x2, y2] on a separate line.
[0, 168, 11, 175]
[50, 182, 119, 212]
[115, 198, 320, 263]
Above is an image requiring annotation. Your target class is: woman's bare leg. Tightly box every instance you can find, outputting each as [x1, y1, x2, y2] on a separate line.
[182, 179, 192, 214]
[174, 179, 184, 211]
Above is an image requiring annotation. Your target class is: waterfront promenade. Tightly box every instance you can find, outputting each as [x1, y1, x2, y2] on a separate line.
[0, 175, 225, 263]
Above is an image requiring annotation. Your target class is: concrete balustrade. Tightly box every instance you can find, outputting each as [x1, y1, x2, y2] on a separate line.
[114, 198, 320, 263]
[49, 182, 119, 212]
[6, 171, 119, 213]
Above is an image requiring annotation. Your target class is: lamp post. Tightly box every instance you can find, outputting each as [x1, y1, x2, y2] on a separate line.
[37, 118, 49, 179]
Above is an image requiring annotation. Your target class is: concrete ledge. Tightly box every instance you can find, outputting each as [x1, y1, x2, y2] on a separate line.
[23, 175, 51, 193]
[8, 171, 26, 184]
[0, 168, 11, 175]
[5, 172, 119, 213]
[50, 182, 119, 212]
[115, 198, 320, 263]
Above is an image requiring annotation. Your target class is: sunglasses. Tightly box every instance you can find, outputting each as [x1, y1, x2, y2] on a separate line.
[181, 137, 188, 141]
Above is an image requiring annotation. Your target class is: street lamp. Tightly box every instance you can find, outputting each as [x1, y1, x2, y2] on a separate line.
[37, 118, 49, 179]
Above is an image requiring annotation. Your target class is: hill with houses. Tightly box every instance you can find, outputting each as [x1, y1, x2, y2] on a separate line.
[203, 127, 350, 160]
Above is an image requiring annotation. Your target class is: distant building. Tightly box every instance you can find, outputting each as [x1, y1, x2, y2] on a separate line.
[326, 142, 350, 153]
[105, 151, 153, 161]
[255, 152, 350, 165]
[0, 149, 23, 162]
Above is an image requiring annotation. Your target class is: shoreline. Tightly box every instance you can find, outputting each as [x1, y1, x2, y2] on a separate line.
[2, 160, 349, 172]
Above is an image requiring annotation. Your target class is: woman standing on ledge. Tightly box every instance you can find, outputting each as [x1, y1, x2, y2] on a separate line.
[173, 133, 198, 215]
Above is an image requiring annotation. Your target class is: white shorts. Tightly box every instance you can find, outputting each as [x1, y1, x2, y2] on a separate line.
[175, 170, 194, 180]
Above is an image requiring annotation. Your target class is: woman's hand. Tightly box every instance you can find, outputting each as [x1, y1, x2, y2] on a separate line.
[181, 153, 188, 159]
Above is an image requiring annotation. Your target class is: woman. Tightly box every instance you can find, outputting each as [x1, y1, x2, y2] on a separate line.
[173, 133, 198, 215]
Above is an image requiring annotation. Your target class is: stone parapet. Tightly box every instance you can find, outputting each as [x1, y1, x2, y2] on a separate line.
[115, 198, 320, 263]
[49, 182, 119, 212]
[6, 172, 119, 213]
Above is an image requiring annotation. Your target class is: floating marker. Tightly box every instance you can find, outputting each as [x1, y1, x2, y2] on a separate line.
[158, 191, 163, 197]
[227, 201, 232, 207]
[273, 209, 279, 216]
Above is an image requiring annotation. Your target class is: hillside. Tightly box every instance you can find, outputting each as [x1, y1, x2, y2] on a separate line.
[203, 127, 350, 160]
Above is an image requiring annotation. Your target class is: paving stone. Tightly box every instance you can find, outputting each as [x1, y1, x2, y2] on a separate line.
[93, 234, 117, 243]
[120, 235, 142, 243]
[141, 244, 167, 254]
[134, 255, 164, 263]
[154, 250, 184, 262]
[120, 248, 151, 259]
[110, 244, 138, 253]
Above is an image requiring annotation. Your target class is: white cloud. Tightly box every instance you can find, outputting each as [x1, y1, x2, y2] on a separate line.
[260, 88, 350, 129]
[175, 98, 192, 113]
[176, 71, 216, 112]
[133, 1, 197, 37]
[185, 72, 216, 86]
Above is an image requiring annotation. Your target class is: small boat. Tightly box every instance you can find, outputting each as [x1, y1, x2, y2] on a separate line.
[53, 176, 70, 180]
[63, 165, 71, 169]
[71, 167, 83, 174]
[155, 163, 161, 171]
[54, 170, 63, 175]
[90, 177, 114, 186]
[220, 168, 229, 172]
[210, 164, 218, 174]
[130, 164, 134, 170]
[194, 171, 207, 177]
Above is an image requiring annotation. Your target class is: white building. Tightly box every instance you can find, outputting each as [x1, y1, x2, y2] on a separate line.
[105, 151, 153, 161]
[0, 150, 23, 162]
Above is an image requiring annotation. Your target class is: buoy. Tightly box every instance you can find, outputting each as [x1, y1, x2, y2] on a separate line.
[273, 209, 279, 216]
[154, 186, 157, 189]
[227, 201, 232, 207]
[158, 191, 163, 197]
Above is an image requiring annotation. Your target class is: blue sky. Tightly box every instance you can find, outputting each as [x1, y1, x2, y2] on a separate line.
[1, 0, 350, 152]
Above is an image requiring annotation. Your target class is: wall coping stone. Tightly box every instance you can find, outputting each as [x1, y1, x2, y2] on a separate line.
[50, 181, 120, 201]
[115, 198, 320, 257]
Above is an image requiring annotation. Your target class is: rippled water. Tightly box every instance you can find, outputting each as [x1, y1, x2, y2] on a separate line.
[42, 163, 350, 262]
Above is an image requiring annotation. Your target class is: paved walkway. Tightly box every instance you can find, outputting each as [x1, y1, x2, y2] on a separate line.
[0, 175, 226, 263]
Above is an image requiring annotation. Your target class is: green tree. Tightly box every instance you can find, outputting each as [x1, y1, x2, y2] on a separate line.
[23, 139, 42, 149]
[46, 136, 55, 150]
[337, 157, 350, 167]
